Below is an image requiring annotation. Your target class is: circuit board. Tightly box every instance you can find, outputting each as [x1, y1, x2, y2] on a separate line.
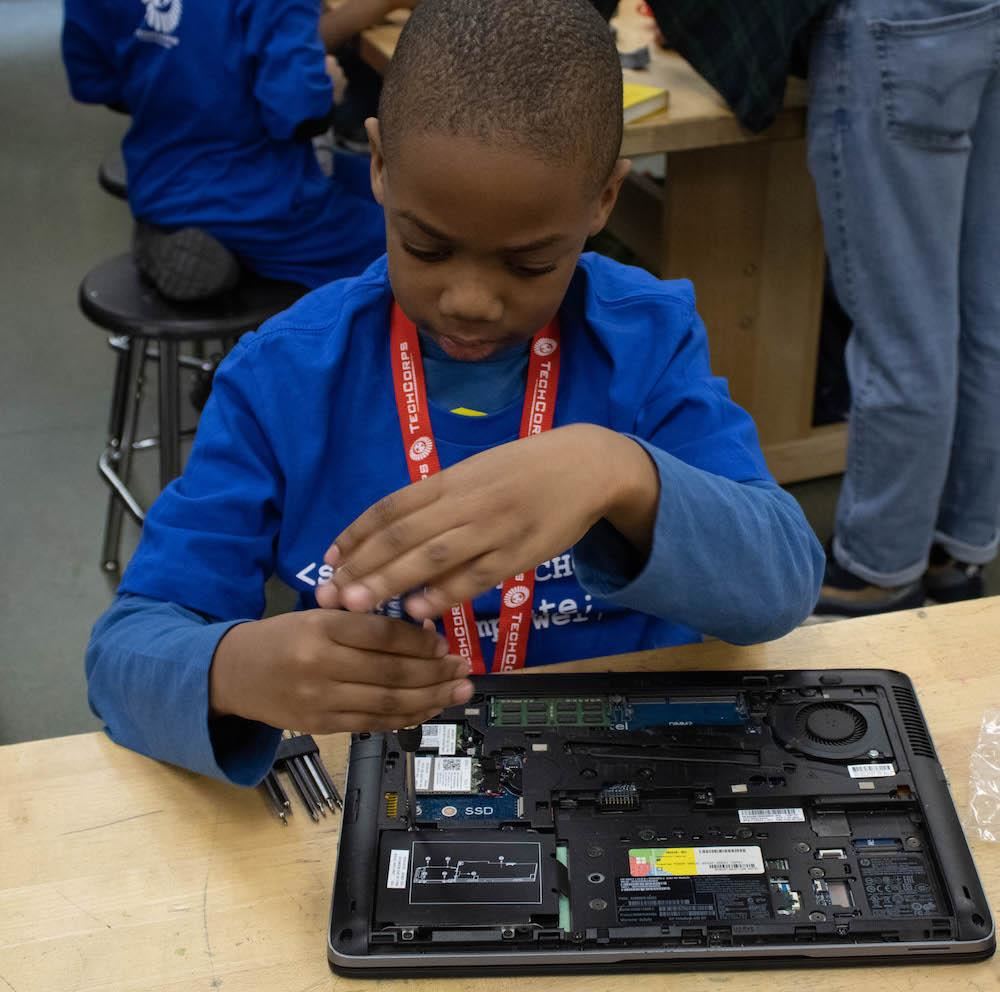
[330, 670, 994, 974]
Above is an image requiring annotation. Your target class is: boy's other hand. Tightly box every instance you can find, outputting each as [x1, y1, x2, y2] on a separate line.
[325, 55, 348, 105]
[316, 425, 659, 619]
[209, 611, 473, 734]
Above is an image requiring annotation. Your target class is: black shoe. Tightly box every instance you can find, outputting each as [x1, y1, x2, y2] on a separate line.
[924, 544, 985, 604]
[132, 222, 240, 302]
[812, 543, 925, 620]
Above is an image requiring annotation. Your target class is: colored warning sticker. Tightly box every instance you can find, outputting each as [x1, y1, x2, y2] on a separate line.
[629, 846, 764, 877]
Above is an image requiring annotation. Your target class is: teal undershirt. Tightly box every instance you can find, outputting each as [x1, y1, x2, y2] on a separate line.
[419, 332, 529, 416]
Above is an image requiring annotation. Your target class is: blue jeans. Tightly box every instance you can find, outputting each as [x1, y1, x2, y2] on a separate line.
[808, 0, 1000, 585]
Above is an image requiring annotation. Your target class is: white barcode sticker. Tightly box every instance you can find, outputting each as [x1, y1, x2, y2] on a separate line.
[387, 849, 410, 889]
[432, 756, 473, 793]
[414, 755, 432, 792]
[738, 808, 805, 824]
[848, 762, 896, 779]
[420, 724, 457, 755]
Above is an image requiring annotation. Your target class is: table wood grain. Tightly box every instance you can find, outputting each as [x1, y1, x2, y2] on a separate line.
[2, 599, 998, 990]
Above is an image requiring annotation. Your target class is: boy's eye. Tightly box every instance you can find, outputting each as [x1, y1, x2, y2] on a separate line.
[509, 262, 558, 278]
[403, 242, 451, 263]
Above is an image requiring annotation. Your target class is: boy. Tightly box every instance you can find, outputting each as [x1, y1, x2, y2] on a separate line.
[62, 0, 392, 291]
[86, 0, 824, 786]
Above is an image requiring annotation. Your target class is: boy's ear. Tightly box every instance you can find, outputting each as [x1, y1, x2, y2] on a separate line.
[366, 118, 386, 206]
[589, 158, 632, 237]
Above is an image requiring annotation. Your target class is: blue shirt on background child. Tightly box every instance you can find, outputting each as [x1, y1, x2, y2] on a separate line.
[62, 0, 384, 287]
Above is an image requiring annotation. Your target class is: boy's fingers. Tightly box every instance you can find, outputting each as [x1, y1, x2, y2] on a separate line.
[325, 479, 442, 567]
[403, 551, 512, 620]
[331, 511, 469, 603]
[330, 678, 474, 719]
[335, 523, 489, 612]
[318, 610, 448, 658]
[315, 582, 340, 609]
[332, 649, 469, 688]
[314, 705, 457, 736]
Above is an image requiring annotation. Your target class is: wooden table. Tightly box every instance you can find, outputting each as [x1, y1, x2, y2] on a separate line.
[2, 599, 998, 991]
[360, 7, 841, 484]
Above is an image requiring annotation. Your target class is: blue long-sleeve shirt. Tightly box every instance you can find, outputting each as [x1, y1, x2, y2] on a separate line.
[86, 253, 824, 785]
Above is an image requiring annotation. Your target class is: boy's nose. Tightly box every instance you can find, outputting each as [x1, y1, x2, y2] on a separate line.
[438, 281, 503, 324]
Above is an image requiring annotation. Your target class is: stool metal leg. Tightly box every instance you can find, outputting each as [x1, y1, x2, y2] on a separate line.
[104, 334, 132, 441]
[158, 338, 182, 486]
[100, 337, 146, 572]
[116, 336, 148, 503]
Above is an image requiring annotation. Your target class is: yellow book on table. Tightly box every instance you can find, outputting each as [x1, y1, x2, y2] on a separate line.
[623, 82, 669, 124]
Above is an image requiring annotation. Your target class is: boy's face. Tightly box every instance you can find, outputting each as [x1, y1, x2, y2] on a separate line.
[367, 121, 629, 361]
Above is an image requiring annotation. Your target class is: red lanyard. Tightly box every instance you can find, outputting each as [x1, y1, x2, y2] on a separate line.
[389, 302, 562, 674]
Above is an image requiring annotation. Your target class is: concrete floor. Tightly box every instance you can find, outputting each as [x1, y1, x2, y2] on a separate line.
[2, 0, 130, 745]
[0, 0, 994, 746]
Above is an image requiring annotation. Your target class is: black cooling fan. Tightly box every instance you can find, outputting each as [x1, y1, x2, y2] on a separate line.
[770, 701, 889, 762]
[798, 702, 867, 746]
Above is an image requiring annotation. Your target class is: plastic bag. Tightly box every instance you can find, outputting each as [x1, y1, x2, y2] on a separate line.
[967, 710, 1000, 843]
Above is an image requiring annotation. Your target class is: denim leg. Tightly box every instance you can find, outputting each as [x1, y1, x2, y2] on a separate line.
[807, 0, 1000, 585]
[936, 70, 1000, 565]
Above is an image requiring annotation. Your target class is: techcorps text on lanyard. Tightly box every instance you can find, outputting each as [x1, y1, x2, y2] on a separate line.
[389, 302, 561, 674]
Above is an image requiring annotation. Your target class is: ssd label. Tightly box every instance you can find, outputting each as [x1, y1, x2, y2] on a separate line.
[738, 808, 805, 824]
[848, 762, 896, 779]
[617, 876, 771, 924]
[415, 795, 521, 822]
[420, 723, 457, 755]
[387, 849, 409, 889]
[629, 846, 764, 877]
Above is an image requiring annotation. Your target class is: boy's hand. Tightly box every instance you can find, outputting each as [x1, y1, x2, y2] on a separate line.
[209, 611, 473, 734]
[325, 55, 348, 105]
[316, 425, 659, 620]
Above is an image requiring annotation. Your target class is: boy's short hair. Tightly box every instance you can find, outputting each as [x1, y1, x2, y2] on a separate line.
[379, 0, 623, 192]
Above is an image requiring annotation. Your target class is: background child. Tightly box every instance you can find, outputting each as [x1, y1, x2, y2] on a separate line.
[62, 0, 388, 293]
[86, 0, 824, 786]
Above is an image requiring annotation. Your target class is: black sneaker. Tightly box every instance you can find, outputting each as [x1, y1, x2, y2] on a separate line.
[811, 543, 925, 621]
[132, 222, 240, 302]
[924, 544, 985, 603]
